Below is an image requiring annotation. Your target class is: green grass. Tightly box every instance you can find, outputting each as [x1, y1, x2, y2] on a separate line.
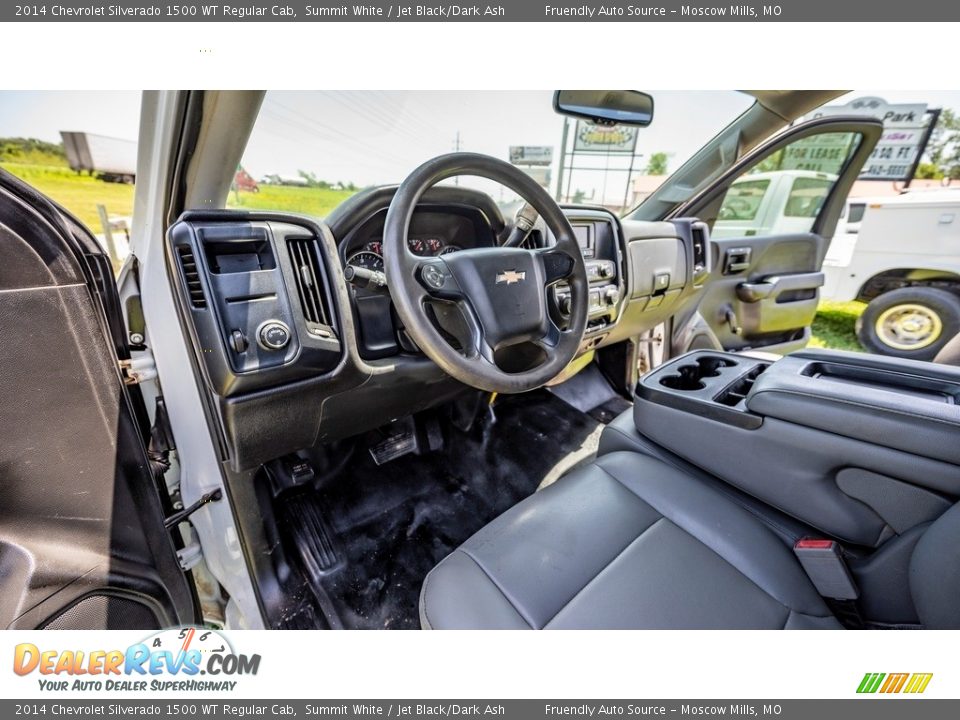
[809, 300, 867, 353]
[0, 138, 69, 168]
[0, 163, 359, 229]
[226, 185, 357, 217]
[0, 162, 134, 228]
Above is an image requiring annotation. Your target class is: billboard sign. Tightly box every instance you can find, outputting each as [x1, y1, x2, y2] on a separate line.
[509, 145, 553, 166]
[573, 121, 639, 154]
[811, 97, 932, 181]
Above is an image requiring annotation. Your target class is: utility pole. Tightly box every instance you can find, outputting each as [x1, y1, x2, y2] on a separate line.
[555, 118, 569, 202]
[622, 151, 640, 213]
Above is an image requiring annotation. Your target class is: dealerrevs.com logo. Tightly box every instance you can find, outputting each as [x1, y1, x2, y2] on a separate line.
[13, 628, 261, 693]
[857, 672, 933, 694]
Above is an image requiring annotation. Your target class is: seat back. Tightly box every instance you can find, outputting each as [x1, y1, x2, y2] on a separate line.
[910, 502, 960, 628]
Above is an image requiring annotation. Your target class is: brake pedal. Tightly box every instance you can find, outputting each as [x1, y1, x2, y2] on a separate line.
[368, 415, 443, 465]
[369, 431, 417, 465]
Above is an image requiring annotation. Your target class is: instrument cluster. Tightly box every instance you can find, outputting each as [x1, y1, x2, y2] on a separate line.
[346, 237, 462, 272]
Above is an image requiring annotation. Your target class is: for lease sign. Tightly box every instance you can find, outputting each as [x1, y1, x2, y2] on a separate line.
[810, 96, 931, 180]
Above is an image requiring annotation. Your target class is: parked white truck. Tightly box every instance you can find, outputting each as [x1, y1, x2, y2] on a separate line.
[712, 170, 838, 238]
[822, 189, 960, 360]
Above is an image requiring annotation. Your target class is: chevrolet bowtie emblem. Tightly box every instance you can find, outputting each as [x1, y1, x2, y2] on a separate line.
[496, 270, 526, 285]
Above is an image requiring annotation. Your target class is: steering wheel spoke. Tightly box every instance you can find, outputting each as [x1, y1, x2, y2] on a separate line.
[448, 296, 497, 365]
[535, 317, 564, 352]
[536, 248, 576, 286]
[416, 257, 464, 301]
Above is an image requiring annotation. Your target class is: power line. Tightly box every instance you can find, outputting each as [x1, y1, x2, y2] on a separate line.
[262, 101, 415, 167]
[323, 91, 446, 151]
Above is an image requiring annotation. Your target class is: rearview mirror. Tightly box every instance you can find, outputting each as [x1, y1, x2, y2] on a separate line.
[553, 90, 654, 127]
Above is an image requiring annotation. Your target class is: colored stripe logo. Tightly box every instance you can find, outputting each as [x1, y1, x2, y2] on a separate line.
[857, 672, 933, 694]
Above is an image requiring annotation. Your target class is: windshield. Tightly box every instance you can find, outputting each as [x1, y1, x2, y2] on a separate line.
[236, 91, 755, 218]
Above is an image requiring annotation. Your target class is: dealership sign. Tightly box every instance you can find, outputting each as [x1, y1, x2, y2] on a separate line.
[811, 96, 932, 180]
[574, 121, 639, 154]
[509, 146, 553, 166]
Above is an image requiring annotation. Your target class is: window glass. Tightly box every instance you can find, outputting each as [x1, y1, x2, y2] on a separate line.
[0, 91, 141, 273]
[237, 90, 755, 217]
[712, 131, 861, 238]
[718, 179, 769, 221]
[784, 177, 833, 218]
[847, 202, 867, 223]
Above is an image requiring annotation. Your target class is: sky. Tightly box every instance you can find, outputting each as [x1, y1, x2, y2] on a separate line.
[240, 90, 754, 202]
[0, 91, 142, 141]
[2, 89, 960, 204]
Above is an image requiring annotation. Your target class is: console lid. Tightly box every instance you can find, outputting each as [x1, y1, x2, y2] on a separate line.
[746, 349, 960, 466]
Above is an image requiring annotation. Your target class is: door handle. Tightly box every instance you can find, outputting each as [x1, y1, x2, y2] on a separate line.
[736, 272, 825, 303]
[736, 282, 775, 303]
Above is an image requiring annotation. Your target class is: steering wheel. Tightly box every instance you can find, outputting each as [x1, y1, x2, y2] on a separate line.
[383, 153, 589, 394]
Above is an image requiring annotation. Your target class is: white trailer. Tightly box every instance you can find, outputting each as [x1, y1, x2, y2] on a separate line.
[60, 131, 137, 183]
[822, 188, 960, 359]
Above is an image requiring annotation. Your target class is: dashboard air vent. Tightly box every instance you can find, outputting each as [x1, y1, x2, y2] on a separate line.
[287, 236, 334, 334]
[176, 245, 206, 308]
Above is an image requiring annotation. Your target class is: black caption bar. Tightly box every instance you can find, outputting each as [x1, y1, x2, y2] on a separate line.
[3, 700, 957, 719]
[5, 0, 960, 21]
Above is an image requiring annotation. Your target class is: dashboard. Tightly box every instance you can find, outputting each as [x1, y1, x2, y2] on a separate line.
[165, 186, 710, 471]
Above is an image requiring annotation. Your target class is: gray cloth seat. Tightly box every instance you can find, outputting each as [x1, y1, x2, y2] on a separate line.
[420, 451, 842, 629]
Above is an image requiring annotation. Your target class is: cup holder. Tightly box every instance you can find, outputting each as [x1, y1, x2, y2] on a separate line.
[696, 356, 736, 378]
[660, 365, 705, 391]
[659, 355, 738, 392]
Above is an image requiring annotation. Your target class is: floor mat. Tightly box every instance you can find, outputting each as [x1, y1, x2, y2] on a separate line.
[292, 390, 602, 629]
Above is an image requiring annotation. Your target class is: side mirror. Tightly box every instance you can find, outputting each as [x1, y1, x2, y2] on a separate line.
[553, 90, 654, 127]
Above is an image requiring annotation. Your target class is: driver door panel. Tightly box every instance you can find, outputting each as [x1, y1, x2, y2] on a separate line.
[0, 169, 198, 629]
[700, 233, 827, 353]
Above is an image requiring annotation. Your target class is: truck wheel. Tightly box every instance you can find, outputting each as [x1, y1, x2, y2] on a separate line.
[857, 287, 960, 360]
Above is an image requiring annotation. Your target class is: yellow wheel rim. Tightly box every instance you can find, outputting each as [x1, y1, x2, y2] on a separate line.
[874, 303, 943, 351]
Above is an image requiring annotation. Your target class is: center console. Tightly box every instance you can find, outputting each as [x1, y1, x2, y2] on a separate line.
[632, 349, 960, 549]
[554, 208, 625, 350]
[556, 206, 626, 353]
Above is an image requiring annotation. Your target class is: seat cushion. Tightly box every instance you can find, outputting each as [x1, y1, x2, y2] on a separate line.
[420, 451, 841, 629]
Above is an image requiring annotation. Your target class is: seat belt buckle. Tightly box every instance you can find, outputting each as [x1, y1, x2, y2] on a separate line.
[793, 539, 859, 601]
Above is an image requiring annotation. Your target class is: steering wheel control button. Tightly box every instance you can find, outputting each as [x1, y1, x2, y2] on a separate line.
[257, 320, 291, 351]
[229, 329, 248, 354]
[421, 264, 446, 290]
